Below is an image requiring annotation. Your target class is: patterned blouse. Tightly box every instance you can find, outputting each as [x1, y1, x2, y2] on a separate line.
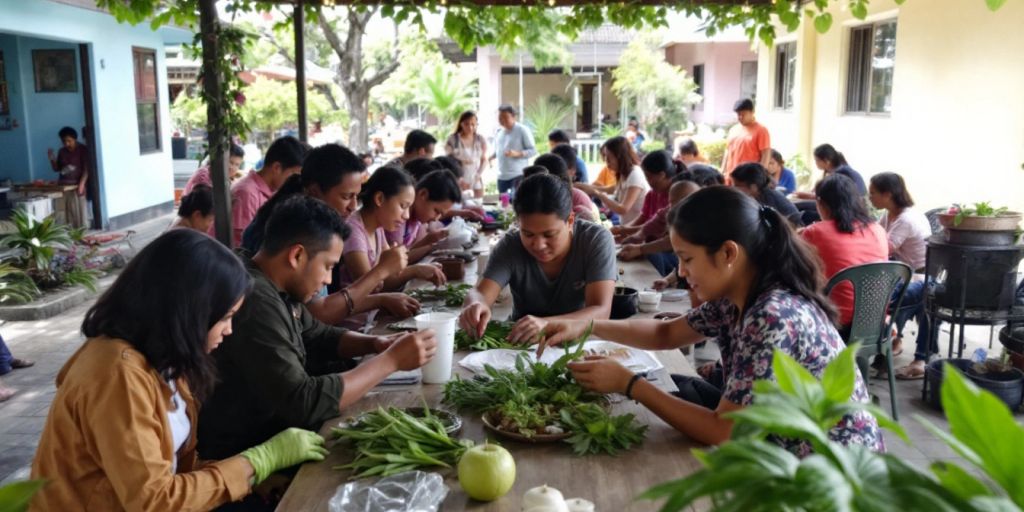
[686, 286, 884, 456]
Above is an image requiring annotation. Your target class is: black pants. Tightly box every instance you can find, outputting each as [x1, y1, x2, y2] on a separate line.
[670, 365, 724, 409]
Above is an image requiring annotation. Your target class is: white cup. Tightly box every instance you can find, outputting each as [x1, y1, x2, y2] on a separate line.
[415, 312, 457, 384]
[638, 291, 661, 313]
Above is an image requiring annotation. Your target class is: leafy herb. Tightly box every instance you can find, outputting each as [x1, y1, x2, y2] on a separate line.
[408, 283, 473, 307]
[331, 406, 473, 479]
[454, 320, 522, 351]
[560, 403, 648, 456]
[951, 201, 1011, 226]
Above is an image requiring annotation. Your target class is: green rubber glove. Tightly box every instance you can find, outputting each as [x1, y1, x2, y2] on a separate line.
[241, 428, 329, 484]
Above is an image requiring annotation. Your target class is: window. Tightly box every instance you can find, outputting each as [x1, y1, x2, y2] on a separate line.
[133, 48, 160, 152]
[845, 20, 897, 114]
[773, 42, 796, 110]
[692, 64, 704, 109]
[740, 61, 758, 103]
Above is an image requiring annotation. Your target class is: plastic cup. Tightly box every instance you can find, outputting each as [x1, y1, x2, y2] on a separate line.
[416, 312, 457, 384]
[499, 192, 510, 208]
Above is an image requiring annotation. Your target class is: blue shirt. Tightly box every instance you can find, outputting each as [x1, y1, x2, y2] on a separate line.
[575, 156, 590, 183]
[777, 167, 797, 194]
[835, 165, 867, 195]
[495, 123, 537, 180]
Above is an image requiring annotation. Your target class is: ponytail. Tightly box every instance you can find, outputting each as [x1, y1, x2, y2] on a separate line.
[178, 185, 214, 218]
[730, 162, 773, 197]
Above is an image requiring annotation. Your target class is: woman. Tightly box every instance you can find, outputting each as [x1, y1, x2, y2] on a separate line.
[794, 144, 866, 224]
[170, 184, 215, 233]
[869, 172, 935, 378]
[445, 111, 488, 198]
[340, 166, 446, 292]
[535, 187, 883, 454]
[611, 151, 679, 241]
[386, 169, 463, 263]
[730, 162, 803, 227]
[801, 174, 888, 336]
[30, 229, 327, 511]
[765, 149, 798, 195]
[460, 173, 616, 344]
[575, 136, 649, 225]
[532, 153, 598, 222]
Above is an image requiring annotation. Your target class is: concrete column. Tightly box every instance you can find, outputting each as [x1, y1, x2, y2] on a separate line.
[476, 46, 503, 140]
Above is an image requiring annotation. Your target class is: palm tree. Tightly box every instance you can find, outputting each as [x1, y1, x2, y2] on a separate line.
[416, 63, 477, 133]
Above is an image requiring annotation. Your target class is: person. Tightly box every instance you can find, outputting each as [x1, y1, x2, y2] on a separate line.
[801, 174, 888, 336]
[679, 164, 725, 187]
[618, 178, 701, 276]
[534, 186, 883, 454]
[445, 111, 488, 198]
[794, 143, 866, 197]
[547, 129, 589, 183]
[242, 144, 418, 326]
[169, 184, 215, 233]
[46, 126, 90, 228]
[197, 197, 437, 461]
[574, 136, 649, 225]
[30, 229, 329, 511]
[868, 172, 935, 379]
[229, 136, 308, 246]
[386, 169, 462, 263]
[184, 143, 245, 194]
[730, 162, 803, 227]
[339, 166, 446, 293]
[410, 157, 486, 223]
[550, 143, 587, 185]
[460, 173, 616, 344]
[625, 118, 646, 152]
[721, 98, 771, 181]
[530, 154, 597, 222]
[609, 150, 679, 242]
[0, 333, 34, 402]
[384, 129, 437, 169]
[493, 105, 537, 196]
[676, 139, 707, 166]
[765, 149, 798, 195]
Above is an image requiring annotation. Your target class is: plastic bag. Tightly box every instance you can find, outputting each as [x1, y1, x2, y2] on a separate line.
[441, 217, 473, 249]
[328, 470, 449, 512]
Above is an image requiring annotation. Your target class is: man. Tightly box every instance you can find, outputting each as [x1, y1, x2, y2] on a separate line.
[184, 143, 245, 195]
[676, 139, 707, 167]
[494, 105, 536, 196]
[0, 334, 34, 402]
[46, 126, 90, 228]
[198, 196, 437, 460]
[383, 129, 437, 169]
[721, 98, 771, 182]
[230, 136, 308, 246]
[547, 129, 588, 183]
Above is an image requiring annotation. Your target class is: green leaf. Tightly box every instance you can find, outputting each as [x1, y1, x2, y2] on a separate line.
[821, 343, 858, 403]
[850, 2, 869, 20]
[929, 460, 993, 501]
[793, 454, 854, 511]
[987, 0, 1008, 11]
[725, 406, 831, 447]
[0, 480, 46, 512]
[814, 13, 834, 34]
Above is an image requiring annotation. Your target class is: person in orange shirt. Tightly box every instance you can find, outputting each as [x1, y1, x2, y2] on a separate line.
[590, 146, 618, 188]
[721, 99, 771, 181]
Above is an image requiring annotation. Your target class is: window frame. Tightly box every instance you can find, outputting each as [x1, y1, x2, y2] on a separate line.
[692, 64, 705, 110]
[132, 47, 162, 154]
[773, 41, 797, 111]
[844, 19, 897, 117]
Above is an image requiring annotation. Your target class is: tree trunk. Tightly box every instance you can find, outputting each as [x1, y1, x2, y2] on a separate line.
[199, 0, 232, 246]
[346, 88, 370, 152]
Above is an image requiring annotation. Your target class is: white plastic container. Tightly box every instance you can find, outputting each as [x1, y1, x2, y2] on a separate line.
[638, 291, 661, 313]
[415, 312, 457, 384]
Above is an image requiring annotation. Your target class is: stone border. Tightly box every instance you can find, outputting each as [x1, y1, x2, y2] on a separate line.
[0, 274, 117, 321]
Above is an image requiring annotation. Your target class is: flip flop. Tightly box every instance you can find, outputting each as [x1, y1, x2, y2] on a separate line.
[895, 365, 925, 380]
[0, 386, 14, 402]
[11, 359, 34, 369]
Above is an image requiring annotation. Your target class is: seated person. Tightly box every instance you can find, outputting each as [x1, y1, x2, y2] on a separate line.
[426, 156, 486, 222]
[383, 129, 436, 169]
[730, 162, 803, 227]
[531, 154, 598, 222]
[198, 197, 437, 460]
[169, 184, 215, 233]
[765, 149, 798, 195]
[801, 174, 888, 337]
[184, 143, 244, 194]
[611, 150, 680, 242]
[32, 229, 328, 510]
[535, 187, 883, 454]
[618, 179, 701, 276]
[549, 143, 587, 185]
[675, 138, 707, 167]
[386, 169, 463, 263]
[547, 129, 588, 183]
[460, 173, 616, 344]
[575, 136, 648, 225]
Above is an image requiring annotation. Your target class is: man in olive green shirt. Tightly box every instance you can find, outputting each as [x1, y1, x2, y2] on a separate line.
[198, 196, 437, 460]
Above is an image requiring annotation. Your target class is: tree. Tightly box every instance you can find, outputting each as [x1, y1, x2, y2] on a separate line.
[240, 76, 346, 147]
[415, 62, 478, 135]
[372, 31, 446, 116]
[612, 32, 700, 145]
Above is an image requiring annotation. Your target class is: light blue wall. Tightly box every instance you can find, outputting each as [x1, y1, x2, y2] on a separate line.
[0, 34, 31, 181]
[0, 0, 183, 222]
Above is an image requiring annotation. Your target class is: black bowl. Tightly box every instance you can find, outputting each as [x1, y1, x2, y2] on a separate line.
[611, 286, 639, 319]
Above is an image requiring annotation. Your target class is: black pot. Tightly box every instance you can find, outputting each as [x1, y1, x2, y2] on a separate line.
[925, 359, 1023, 411]
[611, 286, 639, 319]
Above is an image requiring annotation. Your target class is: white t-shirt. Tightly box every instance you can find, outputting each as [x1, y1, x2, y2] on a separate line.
[615, 166, 650, 225]
[166, 379, 191, 474]
[880, 208, 932, 271]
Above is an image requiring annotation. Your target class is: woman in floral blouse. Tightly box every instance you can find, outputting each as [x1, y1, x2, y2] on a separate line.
[537, 186, 883, 454]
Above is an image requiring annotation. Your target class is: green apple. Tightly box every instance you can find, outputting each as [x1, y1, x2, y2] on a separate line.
[457, 442, 516, 501]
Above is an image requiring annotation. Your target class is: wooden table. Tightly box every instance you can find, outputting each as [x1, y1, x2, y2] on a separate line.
[277, 237, 703, 511]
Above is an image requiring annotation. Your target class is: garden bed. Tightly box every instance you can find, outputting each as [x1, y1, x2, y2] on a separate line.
[0, 272, 115, 321]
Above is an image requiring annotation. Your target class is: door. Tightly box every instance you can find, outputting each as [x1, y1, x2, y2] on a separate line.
[78, 43, 102, 229]
[579, 83, 596, 132]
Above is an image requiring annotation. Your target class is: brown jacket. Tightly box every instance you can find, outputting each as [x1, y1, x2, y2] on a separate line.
[30, 337, 251, 511]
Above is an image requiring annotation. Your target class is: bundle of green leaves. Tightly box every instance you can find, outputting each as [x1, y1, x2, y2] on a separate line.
[641, 344, 1024, 511]
[454, 320, 522, 351]
[408, 283, 473, 308]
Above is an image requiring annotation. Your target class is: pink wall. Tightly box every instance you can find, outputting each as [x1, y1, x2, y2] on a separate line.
[665, 42, 758, 127]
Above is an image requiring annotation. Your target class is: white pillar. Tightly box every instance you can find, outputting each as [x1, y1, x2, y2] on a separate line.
[475, 46, 503, 140]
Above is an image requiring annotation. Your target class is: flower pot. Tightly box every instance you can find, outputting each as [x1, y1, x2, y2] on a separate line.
[925, 358, 1023, 411]
[611, 287, 639, 319]
[436, 257, 466, 281]
[937, 212, 1022, 231]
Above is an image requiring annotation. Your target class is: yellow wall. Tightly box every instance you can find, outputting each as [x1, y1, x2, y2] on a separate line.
[758, 0, 1024, 213]
[500, 73, 620, 133]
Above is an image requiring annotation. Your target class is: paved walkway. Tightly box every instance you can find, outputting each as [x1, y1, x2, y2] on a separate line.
[0, 214, 1017, 482]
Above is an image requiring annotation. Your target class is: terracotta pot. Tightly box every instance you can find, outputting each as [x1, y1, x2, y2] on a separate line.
[436, 257, 465, 280]
[938, 212, 1022, 231]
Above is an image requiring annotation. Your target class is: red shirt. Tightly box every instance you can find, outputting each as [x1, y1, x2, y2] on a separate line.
[56, 144, 89, 185]
[637, 189, 669, 225]
[802, 220, 889, 327]
[724, 122, 770, 177]
[184, 166, 212, 195]
[229, 171, 273, 246]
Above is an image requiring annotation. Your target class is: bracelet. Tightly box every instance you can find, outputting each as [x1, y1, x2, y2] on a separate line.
[624, 373, 643, 400]
[341, 289, 355, 312]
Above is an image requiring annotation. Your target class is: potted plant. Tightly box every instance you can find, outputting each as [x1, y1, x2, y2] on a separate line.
[939, 202, 1022, 231]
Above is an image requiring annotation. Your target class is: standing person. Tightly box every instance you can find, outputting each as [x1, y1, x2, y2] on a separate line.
[459, 173, 616, 344]
[494, 105, 537, 197]
[198, 197, 437, 461]
[765, 149, 798, 195]
[534, 186, 883, 453]
[730, 163, 803, 227]
[386, 129, 437, 170]
[229, 136, 307, 246]
[721, 99, 771, 181]
[184, 143, 245, 195]
[46, 126, 90, 228]
[30, 229, 330, 511]
[445, 111, 488, 198]
[575, 136, 648, 225]
[169, 184, 215, 233]
[547, 129, 589, 183]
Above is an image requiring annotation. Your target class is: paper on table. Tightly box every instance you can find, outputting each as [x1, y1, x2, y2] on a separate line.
[458, 340, 663, 375]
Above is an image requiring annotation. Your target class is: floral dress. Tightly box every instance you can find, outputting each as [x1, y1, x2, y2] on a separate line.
[686, 286, 884, 456]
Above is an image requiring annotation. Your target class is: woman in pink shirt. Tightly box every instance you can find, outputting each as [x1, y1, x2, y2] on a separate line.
[801, 174, 888, 336]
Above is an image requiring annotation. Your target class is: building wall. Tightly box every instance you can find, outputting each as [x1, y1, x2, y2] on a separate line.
[758, 0, 1024, 213]
[500, 72, 619, 135]
[0, 34, 31, 180]
[666, 41, 758, 127]
[0, 0, 177, 223]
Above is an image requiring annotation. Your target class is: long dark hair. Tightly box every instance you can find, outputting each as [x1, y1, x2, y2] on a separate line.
[641, 150, 684, 180]
[870, 172, 915, 209]
[602, 136, 640, 181]
[178, 185, 214, 218]
[452, 111, 476, 137]
[671, 186, 835, 322]
[813, 143, 848, 171]
[82, 229, 252, 400]
[730, 162, 773, 198]
[815, 174, 874, 234]
[359, 166, 415, 211]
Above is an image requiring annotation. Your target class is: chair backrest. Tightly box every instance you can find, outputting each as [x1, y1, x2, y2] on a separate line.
[924, 207, 945, 235]
[824, 261, 913, 346]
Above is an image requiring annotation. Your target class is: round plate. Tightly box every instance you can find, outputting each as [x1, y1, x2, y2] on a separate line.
[481, 412, 571, 443]
[661, 290, 687, 302]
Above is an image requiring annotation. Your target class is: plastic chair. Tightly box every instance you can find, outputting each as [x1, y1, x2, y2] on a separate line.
[825, 261, 913, 420]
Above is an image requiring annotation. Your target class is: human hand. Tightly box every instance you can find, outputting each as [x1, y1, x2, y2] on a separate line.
[566, 356, 635, 395]
[507, 315, 548, 345]
[378, 244, 409, 278]
[371, 332, 405, 353]
[47, 148, 56, 161]
[421, 230, 448, 247]
[618, 244, 643, 261]
[384, 329, 438, 371]
[77, 182, 87, 197]
[459, 302, 491, 339]
[241, 428, 329, 484]
[411, 263, 446, 286]
[376, 293, 420, 318]
[535, 319, 590, 358]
